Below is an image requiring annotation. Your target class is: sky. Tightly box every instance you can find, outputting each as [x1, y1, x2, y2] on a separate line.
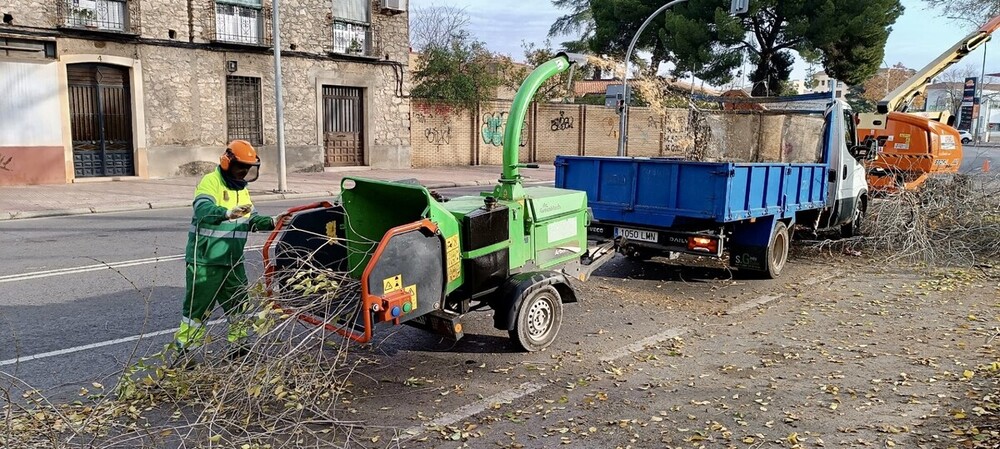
[408, 0, 1000, 85]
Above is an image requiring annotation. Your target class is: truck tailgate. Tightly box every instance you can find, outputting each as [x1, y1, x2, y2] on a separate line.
[554, 156, 827, 228]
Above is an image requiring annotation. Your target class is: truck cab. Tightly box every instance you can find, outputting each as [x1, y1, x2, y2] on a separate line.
[823, 100, 870, 236]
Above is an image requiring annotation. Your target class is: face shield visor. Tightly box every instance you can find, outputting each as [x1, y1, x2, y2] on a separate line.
[230, 160, 260, 182]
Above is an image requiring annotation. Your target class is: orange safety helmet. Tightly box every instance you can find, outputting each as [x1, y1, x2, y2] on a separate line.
[220, 140, 260, 170]
[220, 140, 261, 182]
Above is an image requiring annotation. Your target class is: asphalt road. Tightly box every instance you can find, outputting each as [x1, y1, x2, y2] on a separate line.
[961, 143, 999, 172]
[0, 184, 517, 399]
[3, 182, 994, 448]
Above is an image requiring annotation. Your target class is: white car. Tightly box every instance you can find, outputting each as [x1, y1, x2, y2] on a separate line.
[958, 130, 973, 144]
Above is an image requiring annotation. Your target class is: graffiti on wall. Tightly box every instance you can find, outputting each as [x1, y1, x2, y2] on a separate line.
[424, 126, 452, 146]
[482, 112, 505, 146]
[413, 104, 454, 147]
[549, 111, 574, 131]
[633, 115, 661, 145]
[481, 111, 528, 148]
[602, 117, 619, 139]
[0, 154, 12, 172]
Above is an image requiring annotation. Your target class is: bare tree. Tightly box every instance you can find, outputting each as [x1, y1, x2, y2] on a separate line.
[921, 0, 999, 26]
[410, 5, 472, 51]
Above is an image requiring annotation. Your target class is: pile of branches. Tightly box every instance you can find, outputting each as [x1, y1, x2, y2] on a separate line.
[833, 173, 1000, 266]
[1, 227, 388, 448]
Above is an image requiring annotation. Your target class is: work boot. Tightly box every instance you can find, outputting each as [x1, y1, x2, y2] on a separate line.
[169, 348, 199, 371]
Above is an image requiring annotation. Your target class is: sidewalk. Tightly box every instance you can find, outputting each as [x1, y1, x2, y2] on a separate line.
[0, 165, 555, 220]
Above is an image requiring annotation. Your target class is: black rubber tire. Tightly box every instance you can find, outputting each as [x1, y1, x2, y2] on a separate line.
[763, 222, 789, 279]
[509, 285, 563, 352]
[962, 138, 971, 144]
[623, 245, 652, 261]
[841, 195, 866, 238]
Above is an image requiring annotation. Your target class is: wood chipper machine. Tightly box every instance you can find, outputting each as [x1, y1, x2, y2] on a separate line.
[262, 53, 613, 351]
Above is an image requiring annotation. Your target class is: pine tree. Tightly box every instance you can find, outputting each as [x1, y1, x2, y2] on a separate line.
[589, 0, 903, 96]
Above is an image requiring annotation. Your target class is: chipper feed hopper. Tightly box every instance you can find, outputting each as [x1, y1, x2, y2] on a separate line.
[263, 53, 612, 351]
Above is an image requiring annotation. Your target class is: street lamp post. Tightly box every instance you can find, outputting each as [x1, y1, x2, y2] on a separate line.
[273, 0, 288, 192]
[617, 0, 749, 156]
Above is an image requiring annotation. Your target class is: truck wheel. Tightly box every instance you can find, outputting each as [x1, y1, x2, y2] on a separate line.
[509, 285, 563, 352]
[841, 195, 866, 238]
[764, 222, 789, 279]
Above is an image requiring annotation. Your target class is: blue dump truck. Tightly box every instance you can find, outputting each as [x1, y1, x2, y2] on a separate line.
[556, 95, 871, 278]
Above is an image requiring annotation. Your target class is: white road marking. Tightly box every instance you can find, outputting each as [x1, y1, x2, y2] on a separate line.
[726, 294, 784, 315]
[724, 271, 842, 315]
[801, 270, 841, 286]
[398, 381, 546, 440]
[599, 327, 689, 362]
[0, 245, 263, 284]
[0, 319, 225, 367]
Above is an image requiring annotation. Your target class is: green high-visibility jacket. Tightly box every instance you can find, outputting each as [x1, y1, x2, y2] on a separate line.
[185, 168, 275, 266]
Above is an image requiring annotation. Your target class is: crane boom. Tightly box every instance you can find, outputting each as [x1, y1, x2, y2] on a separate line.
[878, 15, 1000, 114]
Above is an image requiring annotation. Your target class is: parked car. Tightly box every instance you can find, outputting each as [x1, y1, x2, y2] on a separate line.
[959, 130, 973, 144]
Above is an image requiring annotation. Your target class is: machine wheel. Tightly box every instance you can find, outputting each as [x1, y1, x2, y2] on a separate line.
[962, 137, 972, 144]
[841, 195, 867, 238]
[763, 222, 789, 279]
[509, 285, 563, 352]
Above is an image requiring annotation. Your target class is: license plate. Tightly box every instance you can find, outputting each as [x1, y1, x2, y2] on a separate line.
[615, 227, 658, 243]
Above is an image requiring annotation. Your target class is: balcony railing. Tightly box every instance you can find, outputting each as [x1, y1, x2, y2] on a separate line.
[332, 20, 381, 57]
[58, 0, 140, 34]
[212, 3, 272, 47]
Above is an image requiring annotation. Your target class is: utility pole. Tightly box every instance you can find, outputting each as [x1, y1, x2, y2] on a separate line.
[273, 0, 288, 192]
[976, 43, 988, 144]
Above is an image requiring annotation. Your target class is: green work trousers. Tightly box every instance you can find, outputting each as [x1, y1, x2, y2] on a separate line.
[174, 262, 251, 349]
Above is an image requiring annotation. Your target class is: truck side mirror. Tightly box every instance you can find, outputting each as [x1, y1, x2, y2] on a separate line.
[850, 137, 879, 161]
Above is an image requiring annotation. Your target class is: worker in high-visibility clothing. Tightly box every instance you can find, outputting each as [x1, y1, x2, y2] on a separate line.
[173, 140, 284, 357]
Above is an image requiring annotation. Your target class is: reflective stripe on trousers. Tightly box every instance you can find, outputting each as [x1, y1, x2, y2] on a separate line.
[188, 225, 249, 239]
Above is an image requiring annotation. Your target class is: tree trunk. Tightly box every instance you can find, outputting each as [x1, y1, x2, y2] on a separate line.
[750, 51, 783, 97]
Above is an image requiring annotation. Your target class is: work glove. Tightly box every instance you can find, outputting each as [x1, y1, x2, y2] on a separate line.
[226, 204, 253, 220]
[273, 212, 289, 227]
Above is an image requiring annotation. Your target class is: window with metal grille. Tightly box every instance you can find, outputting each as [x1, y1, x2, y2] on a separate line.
[226, 76, 263, 145]
[215, 0, 263, 44]
[332, 0, 370, 55]
[63, 0, 129, 32]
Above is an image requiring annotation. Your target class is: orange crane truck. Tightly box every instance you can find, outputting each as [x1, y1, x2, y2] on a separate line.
[857, 16, 1000, 193]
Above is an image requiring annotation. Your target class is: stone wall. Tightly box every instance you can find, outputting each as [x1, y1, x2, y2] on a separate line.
[1, 0, 411, 182]
[410, 99, 696, 167]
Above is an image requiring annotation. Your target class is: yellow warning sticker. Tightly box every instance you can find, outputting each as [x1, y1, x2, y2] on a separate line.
[445, 234, 461, 282]
[325, 220, 338, 239]
[382, 275, 402, 293]
[404, 284, 418, 308]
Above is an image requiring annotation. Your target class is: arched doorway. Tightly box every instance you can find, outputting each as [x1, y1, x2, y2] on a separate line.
[67, 63, 135, 177]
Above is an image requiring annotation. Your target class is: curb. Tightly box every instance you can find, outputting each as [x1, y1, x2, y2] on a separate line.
[0, 178, 512, 221]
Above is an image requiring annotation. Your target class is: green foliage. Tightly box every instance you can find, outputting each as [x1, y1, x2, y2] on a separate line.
[846, 84, 876, 113]
[550, 0, 595, 53]
[411, 33, 506, 111]
[503, 41, 587, 103]
[589, 0, 672, 74]
[589, 0, 903, 96]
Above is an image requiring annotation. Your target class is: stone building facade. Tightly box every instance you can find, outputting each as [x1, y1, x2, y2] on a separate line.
[0, 0, 410, 185]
